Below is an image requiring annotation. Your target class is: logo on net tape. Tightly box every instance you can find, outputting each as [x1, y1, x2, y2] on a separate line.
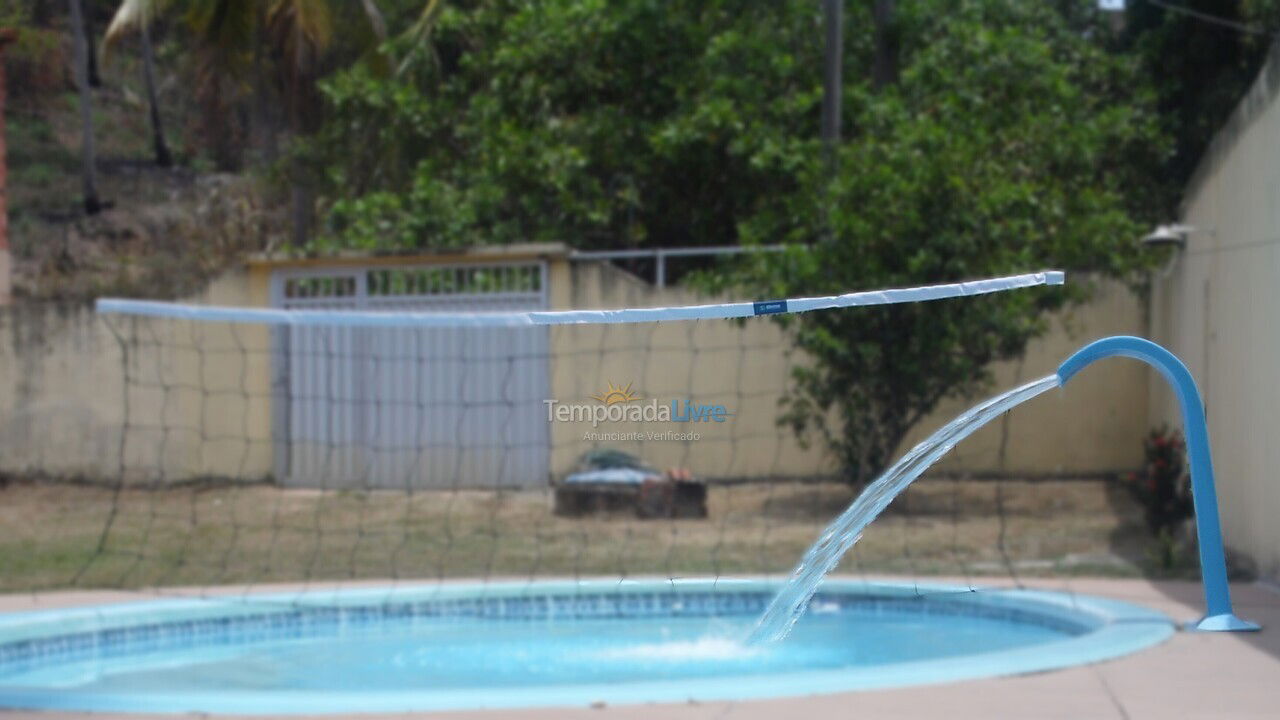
[752, 300, 788, 316]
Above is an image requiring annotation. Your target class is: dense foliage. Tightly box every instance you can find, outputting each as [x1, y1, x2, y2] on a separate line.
[1119, 0, 1277, 207]
[724, 1, 1168, 483]
[306, 0, 1169, 483]
[307, 1, 835, 251]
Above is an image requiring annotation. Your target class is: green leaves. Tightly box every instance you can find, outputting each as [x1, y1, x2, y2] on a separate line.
[308, 0, 827, 251]
[308, 0, 1168, 483]
[729, 0, 1164, 484]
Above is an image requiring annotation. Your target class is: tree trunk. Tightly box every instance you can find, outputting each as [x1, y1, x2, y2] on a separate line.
[820, 0, 842, 169]
[872, 0, 899, 90]
[284, 69, 321, 248]
[83, 1, 102, 88]
[140, 23, 172, 167]
[291, 183, 311, 248]
[253, 18, 278, 164]
[67, 0, 101, 214]
[288, 73, 314, 246]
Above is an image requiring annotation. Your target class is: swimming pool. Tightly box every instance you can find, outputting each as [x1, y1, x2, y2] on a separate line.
[0, 579, 1172, 714]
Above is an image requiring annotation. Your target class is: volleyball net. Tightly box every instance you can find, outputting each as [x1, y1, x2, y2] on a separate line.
[0, 269, 1156, 601]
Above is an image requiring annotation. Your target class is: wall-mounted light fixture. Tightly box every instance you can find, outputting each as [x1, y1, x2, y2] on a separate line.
[1141, 223, 1200, 250]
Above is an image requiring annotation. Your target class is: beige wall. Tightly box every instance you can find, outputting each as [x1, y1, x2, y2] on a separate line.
[0, 303, 122, 479]
[1148, 46, 1280, 579]
[0, 270, 272, 483]
[904, 278, 1147, 476]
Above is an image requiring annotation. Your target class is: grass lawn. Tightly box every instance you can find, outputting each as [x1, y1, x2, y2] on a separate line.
[0, 477, 1168, 593]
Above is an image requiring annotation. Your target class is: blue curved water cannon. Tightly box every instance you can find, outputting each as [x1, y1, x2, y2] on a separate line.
[1058, 336, 1260, 632]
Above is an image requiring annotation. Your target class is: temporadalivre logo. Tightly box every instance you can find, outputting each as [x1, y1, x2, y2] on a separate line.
[545, 381, 732, 427]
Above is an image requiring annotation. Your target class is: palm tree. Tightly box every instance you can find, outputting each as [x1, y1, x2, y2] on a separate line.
[138, 20, 172, 166]
[108, 0, 258, 170]
[104, 0, 423, 240]
[265, 0, 333, 246]
[103, 0, 171, 167]
[67, 0, 101, 214]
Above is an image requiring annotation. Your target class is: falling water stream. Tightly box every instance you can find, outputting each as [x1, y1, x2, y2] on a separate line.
[748, 374, 1062, 644]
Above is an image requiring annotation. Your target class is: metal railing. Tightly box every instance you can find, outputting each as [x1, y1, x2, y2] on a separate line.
[570, 246, 787, 288]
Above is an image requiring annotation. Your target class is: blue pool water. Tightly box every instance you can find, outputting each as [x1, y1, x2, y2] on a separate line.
[0, 580, 1172, 714]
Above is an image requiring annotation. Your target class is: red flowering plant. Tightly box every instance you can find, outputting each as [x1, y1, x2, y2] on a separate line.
[1126, 426, 1194, 535]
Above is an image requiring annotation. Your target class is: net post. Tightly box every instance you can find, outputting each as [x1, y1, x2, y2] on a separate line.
[1057, 335, 1260, 632]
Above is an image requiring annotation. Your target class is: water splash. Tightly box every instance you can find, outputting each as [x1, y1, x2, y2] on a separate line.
[747, 374, 1062, 644]
[594, 637, 761, 661]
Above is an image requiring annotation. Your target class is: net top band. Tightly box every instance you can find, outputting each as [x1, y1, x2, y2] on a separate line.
[95, 270, 1063, 328]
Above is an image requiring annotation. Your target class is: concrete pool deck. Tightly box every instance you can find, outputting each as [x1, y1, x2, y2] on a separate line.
[0, 577, 1275, 719]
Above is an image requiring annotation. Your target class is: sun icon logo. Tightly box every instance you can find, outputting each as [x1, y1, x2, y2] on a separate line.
[591, 381, 641, 406]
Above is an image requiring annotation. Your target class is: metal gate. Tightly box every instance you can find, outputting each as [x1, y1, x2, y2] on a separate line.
[271, 262, 550, 489]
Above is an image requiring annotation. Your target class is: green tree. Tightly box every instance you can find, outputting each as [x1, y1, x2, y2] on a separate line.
[729, 1, 1167, 484]
[1116, 0, 1277, 212]
[103, 0, 409, 239]
[310, 0, 842, 251]
[310, 0, 1167, 484]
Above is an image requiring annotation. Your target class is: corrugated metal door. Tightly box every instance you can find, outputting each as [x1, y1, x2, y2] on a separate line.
[272, 263, 550, 489]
